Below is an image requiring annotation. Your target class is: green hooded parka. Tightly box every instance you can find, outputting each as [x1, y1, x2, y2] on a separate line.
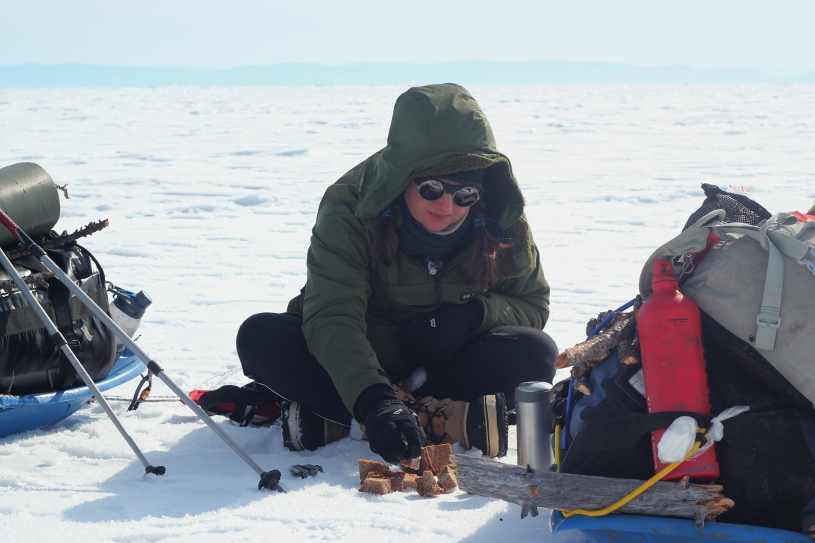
[286, 84, 550, 415]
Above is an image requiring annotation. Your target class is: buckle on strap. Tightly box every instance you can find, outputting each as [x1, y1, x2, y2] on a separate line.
[797, 247, 815, 275]
[756, 310, 781, 329]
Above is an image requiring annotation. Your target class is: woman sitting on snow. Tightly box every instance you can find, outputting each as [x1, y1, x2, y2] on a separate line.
[235, 83, 557, 464]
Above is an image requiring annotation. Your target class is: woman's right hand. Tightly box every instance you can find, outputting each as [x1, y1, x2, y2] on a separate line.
[355, 385, 425, 464]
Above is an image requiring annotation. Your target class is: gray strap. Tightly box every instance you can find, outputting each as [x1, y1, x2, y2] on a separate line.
[708, 223, 783, 350]
[766, 230, 813, 261]
[798, 246, 815, 275]
[755, 236, 783, 351]
[711, 214, 815, 275]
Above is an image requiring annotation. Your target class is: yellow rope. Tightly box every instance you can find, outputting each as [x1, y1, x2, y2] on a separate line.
[563, 431, 707, 518]
[554, 424, 562, 472]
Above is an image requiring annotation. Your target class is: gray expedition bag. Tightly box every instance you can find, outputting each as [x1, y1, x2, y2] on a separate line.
[638, 202, 815, 532]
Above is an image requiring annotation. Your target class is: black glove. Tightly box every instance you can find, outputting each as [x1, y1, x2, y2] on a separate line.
[354, 384, 425, 464]
[399, 300, 484, 366]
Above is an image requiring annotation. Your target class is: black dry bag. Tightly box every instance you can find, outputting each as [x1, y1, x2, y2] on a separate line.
[0, 242, 117, 396]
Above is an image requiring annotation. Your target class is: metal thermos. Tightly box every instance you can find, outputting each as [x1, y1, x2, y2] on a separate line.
[515, 381, 553, 470]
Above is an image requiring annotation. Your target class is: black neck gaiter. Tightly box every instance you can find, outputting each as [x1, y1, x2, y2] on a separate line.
[396, 197, 470, 257]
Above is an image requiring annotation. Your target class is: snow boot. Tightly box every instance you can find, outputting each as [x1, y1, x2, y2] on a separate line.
[280, 401, 350, 452]
[394, 386, 508, 458]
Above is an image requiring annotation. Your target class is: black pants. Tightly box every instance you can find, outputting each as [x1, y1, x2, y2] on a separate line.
[236, 312, 557, 426]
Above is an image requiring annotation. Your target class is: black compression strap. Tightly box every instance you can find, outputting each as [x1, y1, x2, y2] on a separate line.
[50, 281, 79, 389]
[570, 410, 713, 452]
[1, 287, 108, 337]
[50, 332, 67, 346]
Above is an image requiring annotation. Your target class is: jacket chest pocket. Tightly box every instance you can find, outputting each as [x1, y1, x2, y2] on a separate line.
[370, 277, 439, 310]
[370, 265, 477, 312]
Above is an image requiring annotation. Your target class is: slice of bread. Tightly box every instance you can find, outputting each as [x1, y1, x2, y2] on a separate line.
[420, 443, 453, 476]
[402, 473, 420, 491]
[358, 459, 388, 482]
[359, 476, 392, 495]
[437, 465, 458, 493]
[400, 456, 422, 474]
[367, 470, 407, 492]
[416, 470, 443, 497]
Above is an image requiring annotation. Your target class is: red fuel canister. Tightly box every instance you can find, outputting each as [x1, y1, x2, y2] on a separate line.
[638, 259, 719, 480]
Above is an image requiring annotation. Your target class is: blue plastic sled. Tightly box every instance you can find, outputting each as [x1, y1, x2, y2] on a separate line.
[548, 511, 811, 543]
[0, 349, 145, 438]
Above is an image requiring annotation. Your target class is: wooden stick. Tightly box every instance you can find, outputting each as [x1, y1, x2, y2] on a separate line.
[0, 270, 52, 296]
[585, 310, 614, 337]
[555, 313, 634, 369]
[568, 355, 609, 395]
[617, 336, 641, 365]
[454, 455, 733, 528]
[5, 219, 109, 260]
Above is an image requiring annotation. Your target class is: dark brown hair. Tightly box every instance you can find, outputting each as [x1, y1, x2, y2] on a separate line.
[370, 203, 505, 292]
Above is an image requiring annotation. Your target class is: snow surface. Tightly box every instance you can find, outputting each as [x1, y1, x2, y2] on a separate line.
[1, 84, 813, 542]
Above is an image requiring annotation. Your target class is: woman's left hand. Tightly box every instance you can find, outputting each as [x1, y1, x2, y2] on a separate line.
[399, 300, 484, 366]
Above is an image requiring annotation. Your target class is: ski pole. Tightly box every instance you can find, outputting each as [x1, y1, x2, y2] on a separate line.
[0, 245, 165, 476]
[0, 207, 283, 491]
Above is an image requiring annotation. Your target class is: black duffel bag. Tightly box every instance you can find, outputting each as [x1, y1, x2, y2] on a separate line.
[1, 240, 117, 396]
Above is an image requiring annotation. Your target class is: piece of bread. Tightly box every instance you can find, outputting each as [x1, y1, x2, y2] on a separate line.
[359, 476, 392, 495]
[416, 470, 443, 497]
[368, 470, 407, 492]
[402, 473, 420, 491]
[358, 459, 388, 482]
[400, 456, 422, 474]
[437, 465, 458, 493]
[420, 443, 453, 476]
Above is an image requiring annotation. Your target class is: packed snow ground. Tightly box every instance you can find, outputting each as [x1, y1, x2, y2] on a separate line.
[1, 84, 813, 542]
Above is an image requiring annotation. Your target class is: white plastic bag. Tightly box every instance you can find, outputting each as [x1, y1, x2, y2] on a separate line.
[657, 406, 750, 464]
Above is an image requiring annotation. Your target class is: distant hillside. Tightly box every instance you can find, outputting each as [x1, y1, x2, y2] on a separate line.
[0, 60, 807, 88]
[785, 70, 815, 83]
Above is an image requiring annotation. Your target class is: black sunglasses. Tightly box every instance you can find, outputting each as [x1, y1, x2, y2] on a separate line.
[413, 178, 482, 208]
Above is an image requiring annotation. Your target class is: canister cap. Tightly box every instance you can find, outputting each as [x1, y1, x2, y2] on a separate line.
[515, 381, 552, 403]
[114, 289, 152, 319]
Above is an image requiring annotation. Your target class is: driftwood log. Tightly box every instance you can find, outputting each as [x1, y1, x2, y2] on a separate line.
[555, 312, 635, 370]
[454, 454, 732, 528]
[556, 309, 643, 394]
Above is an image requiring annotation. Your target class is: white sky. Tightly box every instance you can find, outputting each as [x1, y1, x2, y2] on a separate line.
[3, 0, 815, 75]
